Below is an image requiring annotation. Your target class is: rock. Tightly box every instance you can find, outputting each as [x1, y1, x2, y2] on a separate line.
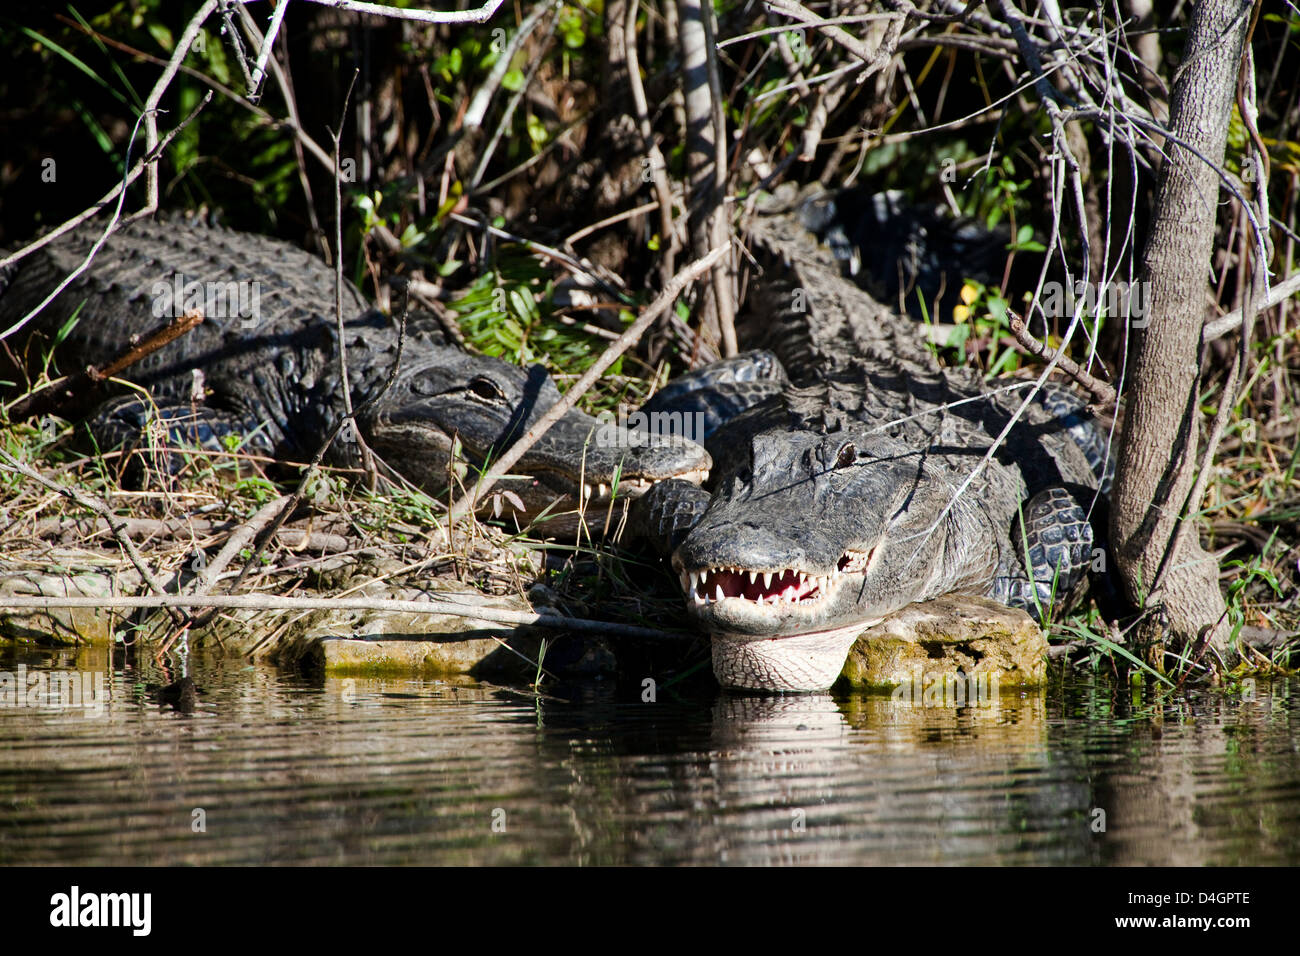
[0, 548, 141, 645]
[838, 593, 1047, 690]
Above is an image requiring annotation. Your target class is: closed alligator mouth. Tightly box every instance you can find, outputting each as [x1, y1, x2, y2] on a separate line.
[520, 466, 711, 504]
[678, 547, 877, 608]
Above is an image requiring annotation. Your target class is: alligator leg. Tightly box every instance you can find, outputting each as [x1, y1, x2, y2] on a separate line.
[626, 477, 712, 556]
[89, 394, 273, 479]
[637, 350, 787, 441]
[992, 485, 1096, 622]
[1036, 383, 1115, 493]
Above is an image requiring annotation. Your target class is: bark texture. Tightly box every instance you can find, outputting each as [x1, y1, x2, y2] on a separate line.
[1111, 0, 1253, 658]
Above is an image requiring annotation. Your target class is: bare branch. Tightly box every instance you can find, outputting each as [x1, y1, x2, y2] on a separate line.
[298, 0, 508, 26]
[1009, 317, 1118, 408]
[247, 0, 291, 99]
[0, 593, 682, 641]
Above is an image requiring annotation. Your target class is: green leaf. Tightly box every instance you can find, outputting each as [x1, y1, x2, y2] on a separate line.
[399, 223, 427, 248]
[526, 113, 549, 150]
[502, 68, 526, 92]
[147, 23, 175, 53]
[986, 295, 1009, 323]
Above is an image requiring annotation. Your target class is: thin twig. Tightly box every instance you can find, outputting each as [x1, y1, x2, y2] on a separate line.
[7, 309, 205, 423]
[141, 0, 220, 212]
[0, 92, 212, 337]
[247, 0, 290, 100]
[1009, 316, 1118, 408]
[300, 0, 508, 26]
[325, 71, 379, 487]
[1203, 271, 1300, 343]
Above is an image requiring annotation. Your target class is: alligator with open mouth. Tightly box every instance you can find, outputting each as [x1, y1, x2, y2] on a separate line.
[0, 219, 710, 527]
[633, 190, 1111, 692]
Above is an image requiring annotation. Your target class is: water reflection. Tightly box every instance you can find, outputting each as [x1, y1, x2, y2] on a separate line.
[0, 645, 1295, 865]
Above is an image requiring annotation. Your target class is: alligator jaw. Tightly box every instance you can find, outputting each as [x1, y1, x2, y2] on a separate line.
[710, 622, 878, 693]
[675, 545, 880, 629]
[524, 465, 711, 504]
[497, 465, 711, 523]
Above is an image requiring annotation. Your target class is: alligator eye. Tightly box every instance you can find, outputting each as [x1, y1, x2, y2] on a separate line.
[835, 442, 857, 469]
[467, 377, 507, 402]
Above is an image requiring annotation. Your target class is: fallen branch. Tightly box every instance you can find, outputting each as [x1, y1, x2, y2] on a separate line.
[30, 514, 354, 554]
[0, 448, 182, 624]
[0, 593, 685, 641]
[188, 494, 294, 596]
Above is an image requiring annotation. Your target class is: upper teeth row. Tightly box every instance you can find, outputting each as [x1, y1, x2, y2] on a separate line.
[676, 568, 837, 606]
[578, 467, 709, 502]
[681, 567, 779, 591]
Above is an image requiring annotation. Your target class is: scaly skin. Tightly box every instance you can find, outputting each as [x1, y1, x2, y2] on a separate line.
[0, 219, 710, 526]
[636, 193, 1108, 692]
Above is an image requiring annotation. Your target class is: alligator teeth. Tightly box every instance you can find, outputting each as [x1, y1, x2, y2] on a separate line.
[678, 566, 845, 608]
[597, 483, 608, 498]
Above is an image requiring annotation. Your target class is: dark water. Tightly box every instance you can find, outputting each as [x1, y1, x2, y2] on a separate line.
[1, 644, 1297, 865]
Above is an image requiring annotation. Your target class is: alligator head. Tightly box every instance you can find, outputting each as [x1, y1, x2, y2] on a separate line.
[362, 352, 711, 529]
[671, 429, 996, 691]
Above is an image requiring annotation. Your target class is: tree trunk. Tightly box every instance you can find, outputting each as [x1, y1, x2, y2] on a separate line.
[677, 0, 736, 356]
[1110, 0, 1253, 661]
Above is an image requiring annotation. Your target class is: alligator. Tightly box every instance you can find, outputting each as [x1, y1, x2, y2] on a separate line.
[0, 219, 710, 528]
[798, 187, 1013, 322]
[633, 189, 1112, 692]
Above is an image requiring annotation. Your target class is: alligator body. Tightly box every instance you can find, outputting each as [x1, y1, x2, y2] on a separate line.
[635, 194, 1110, 692]
[798, 188, 1013, 322]
[0, 220, 709, 526]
